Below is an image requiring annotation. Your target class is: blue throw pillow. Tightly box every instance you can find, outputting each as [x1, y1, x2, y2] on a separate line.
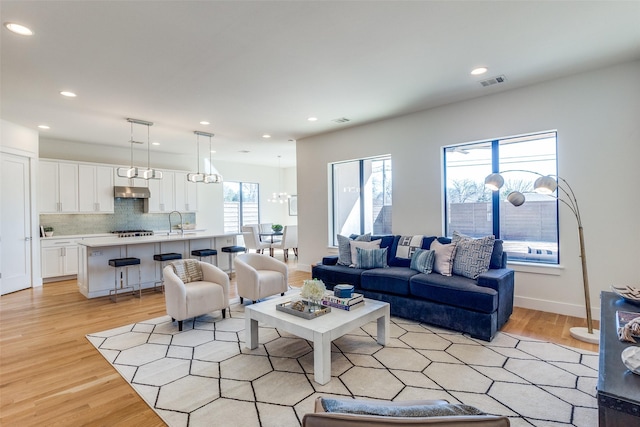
[409, 249, 435, 274]
[355, 247, 388, 269]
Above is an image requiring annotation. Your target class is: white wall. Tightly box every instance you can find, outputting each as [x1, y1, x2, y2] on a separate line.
[297, 60, 640, 319]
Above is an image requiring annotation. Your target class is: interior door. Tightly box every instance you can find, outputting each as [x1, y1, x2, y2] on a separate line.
[1, 153, 32, 295]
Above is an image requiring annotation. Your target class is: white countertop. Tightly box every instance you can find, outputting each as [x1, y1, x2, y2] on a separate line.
[79, 232, 238, 248]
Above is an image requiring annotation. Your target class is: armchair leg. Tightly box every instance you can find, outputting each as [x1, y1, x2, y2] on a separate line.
[178, 320, 183, 332]
[293, 248, 298, 257]
[281, 292, 285, 296]
[240, 296, 244, 304]
[284, 249, 288, 262]
[222, 308, 226, 318]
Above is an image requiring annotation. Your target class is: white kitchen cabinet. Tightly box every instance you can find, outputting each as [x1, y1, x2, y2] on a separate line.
[38, 160, 79, 213]
[114, 169, 150, 188]
[148, 171, 175, 212]
[41, 238, 80, 278]
[78, 164, 114, 213]
[174, 172, 198, 212]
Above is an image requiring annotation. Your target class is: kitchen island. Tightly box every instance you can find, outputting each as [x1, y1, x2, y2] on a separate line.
[77, 232, 238, 298]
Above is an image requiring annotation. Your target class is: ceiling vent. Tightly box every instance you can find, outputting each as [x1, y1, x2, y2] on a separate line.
[332, 117, 350, 123]
[480, 75, 507, 87]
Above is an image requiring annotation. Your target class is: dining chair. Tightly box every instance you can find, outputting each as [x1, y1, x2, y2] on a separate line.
[270, 225, 298, 261]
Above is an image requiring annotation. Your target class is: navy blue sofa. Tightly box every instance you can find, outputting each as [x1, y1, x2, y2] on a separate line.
[311, 235, 514, 341]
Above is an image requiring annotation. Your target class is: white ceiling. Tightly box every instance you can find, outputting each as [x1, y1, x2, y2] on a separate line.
[2, 1, 639, 168]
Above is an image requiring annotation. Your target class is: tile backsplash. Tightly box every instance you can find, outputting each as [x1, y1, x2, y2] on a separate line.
[39, 199, 196, 236]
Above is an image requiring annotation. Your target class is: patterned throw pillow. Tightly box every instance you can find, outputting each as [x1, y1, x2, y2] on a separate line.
[409, 249, 436, 274]
[452, 231, 496, 279]
[349, 239, 381, 267]
[355, 247, 388, 269]
[394, 235, 424, 259]
[430, 240, 457, 276]
[337, 233, 371, 266]
[171, 259, 203, 283]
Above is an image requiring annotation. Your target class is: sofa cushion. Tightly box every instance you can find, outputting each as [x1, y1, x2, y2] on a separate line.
[430, 240, 457, 276]
[410, 273, 498, 314]
[452, 232, 495, 279]
[410, 249, 435, 274]
[337, 233, 371, 266]
[311, 263, 365, 288]
[490, 239, 504, 269]
[355, 247, 388, 269]
[349, 239, 381, 267]
[361, 267, 419, 296]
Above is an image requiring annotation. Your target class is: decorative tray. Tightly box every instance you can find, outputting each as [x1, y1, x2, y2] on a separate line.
[276, 299, 331, 319]
[611, 285, 640, 305]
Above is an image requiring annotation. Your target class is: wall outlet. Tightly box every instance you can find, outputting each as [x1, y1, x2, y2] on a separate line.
[91, 251, 102, 256]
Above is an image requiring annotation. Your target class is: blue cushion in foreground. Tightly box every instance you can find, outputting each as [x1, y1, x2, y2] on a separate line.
[320, 398, 485, 417]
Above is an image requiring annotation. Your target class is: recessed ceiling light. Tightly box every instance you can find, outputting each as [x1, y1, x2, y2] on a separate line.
[5, 22, 33, 36]
[239, 150, 250, 153]
[152, 142, 160, 146]
[38, 125, 50, 130]
[471, 67, 488, 75]
[60, 91, 77, 97]
[262, 134, 271, 139]
[307, 117, 318, 122]
[200, 121, 210, 125]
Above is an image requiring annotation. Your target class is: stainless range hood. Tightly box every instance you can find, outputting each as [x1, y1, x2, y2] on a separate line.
[114, 186, 151, 213]
[114, 186, 150, 199]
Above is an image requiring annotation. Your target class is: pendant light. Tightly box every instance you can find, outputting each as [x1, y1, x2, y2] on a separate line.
[188, 131, 222, 184]
[187, 131, 206, 183]
[116, 118, 162, 180]
[268, 155, 291, 203]
[203, 131, 222, 183]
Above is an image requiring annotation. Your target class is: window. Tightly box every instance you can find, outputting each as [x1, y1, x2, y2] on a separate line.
[223, 181, 259, 234]
[331, 156, 392, 245]
[444, 132, 558, 264]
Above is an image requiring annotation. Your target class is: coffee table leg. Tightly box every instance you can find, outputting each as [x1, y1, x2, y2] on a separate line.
[245, 316, 259, 349]
[376, 306, 390, 345]
[314, 332, 331, 385]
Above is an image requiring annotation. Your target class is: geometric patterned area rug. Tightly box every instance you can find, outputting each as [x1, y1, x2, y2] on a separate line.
[86, 303, 599, 427]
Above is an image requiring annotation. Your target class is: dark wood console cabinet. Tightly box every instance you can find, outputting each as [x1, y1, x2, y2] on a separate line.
[598, 291, 640, 426]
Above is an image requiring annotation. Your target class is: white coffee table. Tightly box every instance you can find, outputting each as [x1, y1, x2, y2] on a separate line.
[244, 295, 390, 385]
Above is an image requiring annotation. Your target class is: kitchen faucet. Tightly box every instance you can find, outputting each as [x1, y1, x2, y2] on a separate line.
[169, 210, 183, 235]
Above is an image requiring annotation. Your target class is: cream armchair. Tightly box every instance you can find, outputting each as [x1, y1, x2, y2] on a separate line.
[302, 397, 510, 427]
[164, 260, 230, 331]
[234, 253, 288, 304]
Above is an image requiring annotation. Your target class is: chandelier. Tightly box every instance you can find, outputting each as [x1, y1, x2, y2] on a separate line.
[268, 155, 291, 204]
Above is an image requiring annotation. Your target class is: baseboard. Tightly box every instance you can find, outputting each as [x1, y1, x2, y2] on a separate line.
[514, 295, 601, 321]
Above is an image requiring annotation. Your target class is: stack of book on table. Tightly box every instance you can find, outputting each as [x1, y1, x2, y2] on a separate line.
[321, 292, 364, 311]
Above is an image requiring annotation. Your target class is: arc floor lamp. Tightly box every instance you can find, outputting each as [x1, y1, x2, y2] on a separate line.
[485, 170, 599, 344]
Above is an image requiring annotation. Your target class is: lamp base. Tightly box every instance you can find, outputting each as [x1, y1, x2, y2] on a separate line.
[569, 326, 600, 344]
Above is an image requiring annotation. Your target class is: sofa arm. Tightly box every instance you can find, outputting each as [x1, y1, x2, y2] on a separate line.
[478, 268, 515, 328]
[322, 255, 339, 266]
[477, 268, 513, 293]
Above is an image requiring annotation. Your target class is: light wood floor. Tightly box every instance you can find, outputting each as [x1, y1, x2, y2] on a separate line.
[0, 263, 599, 426]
